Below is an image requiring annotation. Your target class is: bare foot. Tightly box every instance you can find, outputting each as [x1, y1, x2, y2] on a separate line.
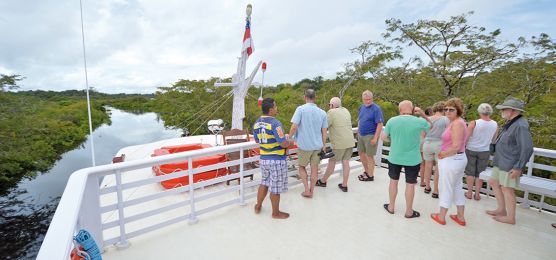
[465, 191, 472, 199]
[272, 211, 290, 219]
[493, 216, 516, 225]
[474, 193, 481, 201]
[254, 204, 261, 214]
[486, 209, 506, 216]
[301, 191, 312, 198]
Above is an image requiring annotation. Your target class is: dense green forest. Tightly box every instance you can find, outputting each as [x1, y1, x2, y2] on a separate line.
[0, 81, 155, 192]
[1, 13, 554, 199]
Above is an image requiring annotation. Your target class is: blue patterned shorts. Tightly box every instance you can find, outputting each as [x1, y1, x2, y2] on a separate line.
[260, 160, 288, 194]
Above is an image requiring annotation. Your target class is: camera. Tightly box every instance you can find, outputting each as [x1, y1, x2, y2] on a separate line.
[318, 147, 335, 160]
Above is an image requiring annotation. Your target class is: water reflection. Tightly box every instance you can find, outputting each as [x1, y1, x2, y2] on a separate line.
[0, 108, 182, 259]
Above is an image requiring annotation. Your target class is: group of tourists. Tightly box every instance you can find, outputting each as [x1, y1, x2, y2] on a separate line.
[251, 88, 534, 226]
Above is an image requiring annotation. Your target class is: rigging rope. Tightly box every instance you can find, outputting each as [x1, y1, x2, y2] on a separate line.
[190, 93, 234, 136]
[181, 91, 234, 131]
[178, 90, 233, 126]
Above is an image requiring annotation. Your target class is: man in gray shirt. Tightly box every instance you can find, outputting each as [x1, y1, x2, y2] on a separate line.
[486, 97, 534, 225]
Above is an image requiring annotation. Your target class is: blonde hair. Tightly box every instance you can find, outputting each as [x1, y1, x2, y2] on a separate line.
[445, 98, 464, 117]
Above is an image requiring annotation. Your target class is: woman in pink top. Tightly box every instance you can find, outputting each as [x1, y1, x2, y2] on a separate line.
[431, 98, 468, 226]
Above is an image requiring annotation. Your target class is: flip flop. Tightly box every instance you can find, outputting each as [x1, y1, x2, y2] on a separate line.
[315, 179, 327, 187]
[338, 183, 348, 192]
[383, 204, 394, 214]
[431, 193, 439, 199]
[430, 213, 446, 225]
[420, 183, 426, 187]
[552, 223, 556, 229]
[450, 215, 466, 226]
[358, 172, 374, 182]
[405, 210, 421, 218]
[424, 187, 432, 194]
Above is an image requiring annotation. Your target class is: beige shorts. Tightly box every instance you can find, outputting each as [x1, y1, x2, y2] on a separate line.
[357, 134, 377, 156]
[490, 167, 520, 189]
[298, 149, 321, 167]
[332, 148, 353, 161]
[422, 140, 442, 161]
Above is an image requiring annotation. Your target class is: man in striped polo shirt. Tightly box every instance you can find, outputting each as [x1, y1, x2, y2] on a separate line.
[253, 98, 294, 219]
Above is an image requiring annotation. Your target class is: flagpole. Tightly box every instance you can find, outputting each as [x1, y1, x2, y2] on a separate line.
[79, 0, 96, 166]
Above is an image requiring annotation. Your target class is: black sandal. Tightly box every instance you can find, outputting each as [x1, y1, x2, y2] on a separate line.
[316, 179, 327, 187]
[338, 183, 348, 192]
[405, 210, 421, 218]
[358, 172, 374, 182]
[424, 187, 432, 194]
[432, 193, 439, 199]
[383, 204, 394, 214]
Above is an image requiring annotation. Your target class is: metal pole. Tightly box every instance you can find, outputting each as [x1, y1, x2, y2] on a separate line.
[115, 170, 130, 248]
[188, 158, 198, 224]
[79, 0, 96, 166]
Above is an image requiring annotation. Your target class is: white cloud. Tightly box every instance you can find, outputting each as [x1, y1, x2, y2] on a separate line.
[0, 0, 554, 93]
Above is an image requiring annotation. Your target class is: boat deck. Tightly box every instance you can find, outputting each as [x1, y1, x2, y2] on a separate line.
[100, 141, 556, 260]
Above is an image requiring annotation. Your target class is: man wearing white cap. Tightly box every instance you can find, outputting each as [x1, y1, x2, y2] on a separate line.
[486, 97, 533, 225]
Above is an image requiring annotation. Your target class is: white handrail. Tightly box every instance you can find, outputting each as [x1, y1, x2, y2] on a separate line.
[37, 141, 258, 260]
[37, 129, 556, 260]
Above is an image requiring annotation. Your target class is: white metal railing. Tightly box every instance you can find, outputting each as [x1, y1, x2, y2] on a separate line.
[37, 138, 364, 260]
[37, 130, 556, 259]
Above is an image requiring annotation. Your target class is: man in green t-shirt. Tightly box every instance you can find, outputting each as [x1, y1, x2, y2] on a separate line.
[382, 100, 431, 219]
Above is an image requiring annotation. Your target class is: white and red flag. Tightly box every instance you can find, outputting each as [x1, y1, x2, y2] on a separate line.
[242, 17, 254, 56]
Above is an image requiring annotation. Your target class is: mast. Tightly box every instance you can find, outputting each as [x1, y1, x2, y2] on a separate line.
[214, 4, 261, 130]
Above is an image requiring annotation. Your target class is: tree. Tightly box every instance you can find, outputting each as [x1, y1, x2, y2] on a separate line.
[0, 74, 23, 92]
[384, 12, 521, 97]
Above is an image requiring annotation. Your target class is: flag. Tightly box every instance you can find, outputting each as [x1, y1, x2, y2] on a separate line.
[242, 17, 254, 56]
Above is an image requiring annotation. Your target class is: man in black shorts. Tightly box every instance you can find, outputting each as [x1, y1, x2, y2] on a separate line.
[382, 101, 431, 218]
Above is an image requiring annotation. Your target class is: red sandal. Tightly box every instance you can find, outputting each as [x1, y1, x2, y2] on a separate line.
[449, 215, 466, 226]
[430, 213, 446, 225]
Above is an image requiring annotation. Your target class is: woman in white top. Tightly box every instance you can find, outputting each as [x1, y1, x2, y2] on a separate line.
[465, 103, 498, 201]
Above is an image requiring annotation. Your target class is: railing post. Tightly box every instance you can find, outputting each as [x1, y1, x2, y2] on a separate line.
[188, 157, 198, 224]
[79, 175, 104, 251]
[374, 138, 383, 168]
[115, 170, 130, 248]
[520, 154, 535, 209]
[239, 147, 246, 206]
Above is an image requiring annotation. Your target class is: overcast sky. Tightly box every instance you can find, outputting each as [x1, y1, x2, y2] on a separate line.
[0, 0, 554, 94]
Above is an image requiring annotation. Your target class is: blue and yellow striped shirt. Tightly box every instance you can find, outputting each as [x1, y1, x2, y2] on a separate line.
[253, 116, 287, 160]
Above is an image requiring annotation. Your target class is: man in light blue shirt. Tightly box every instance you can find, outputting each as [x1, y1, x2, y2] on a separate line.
[289, 89, 328, 198]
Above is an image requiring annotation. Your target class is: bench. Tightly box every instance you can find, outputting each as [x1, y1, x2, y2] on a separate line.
[479, 148, 556, 212]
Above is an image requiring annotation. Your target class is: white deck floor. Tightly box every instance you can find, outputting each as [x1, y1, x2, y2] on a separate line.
[101, 148, 556, 260]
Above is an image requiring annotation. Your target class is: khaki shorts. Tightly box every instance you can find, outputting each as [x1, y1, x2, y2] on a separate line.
[490, 167, 520, 189]
[357, 134, 377, 156]
[422, 140, 442, 161]
[298, 149, 321, 167]
[332, 148, 353, 161]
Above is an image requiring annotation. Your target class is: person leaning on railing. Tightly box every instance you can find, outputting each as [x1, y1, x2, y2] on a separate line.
[431, 98, 468, 226]
[486, 97, 534, 225]
[252, 98, 295, 219]
[465, 103, 498, 201]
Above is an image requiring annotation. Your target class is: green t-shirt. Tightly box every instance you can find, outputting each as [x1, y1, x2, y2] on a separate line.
[383, 115, 429, 166]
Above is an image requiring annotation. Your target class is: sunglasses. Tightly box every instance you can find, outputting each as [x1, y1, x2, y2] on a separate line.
[444, 108, 456, 112]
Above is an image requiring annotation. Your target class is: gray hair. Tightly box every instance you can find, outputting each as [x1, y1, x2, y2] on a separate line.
[362, 90, 373, 98]
[477, 103, 493, 115]
[305, 89, 316, 100]
[330, 97, 341, 108]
